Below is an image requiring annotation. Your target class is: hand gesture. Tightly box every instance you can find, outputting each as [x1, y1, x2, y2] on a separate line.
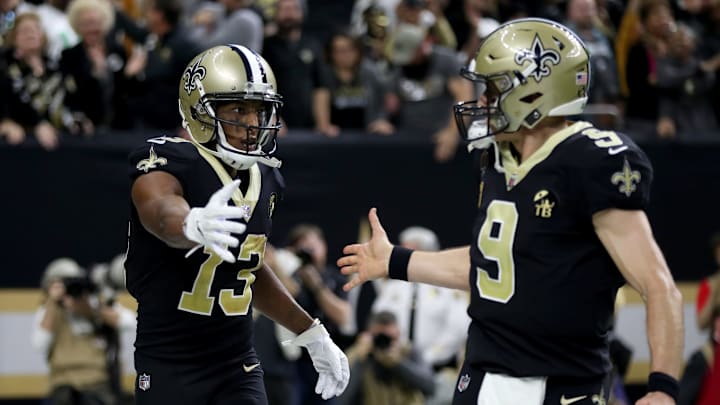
[337, 208, 393, 291]
[284, 321, 350, 399]
[182, 180, 248, 262]
[0, 119, 26, 144]
[316, 123, 340, 137]
[35, 122, 59, 150]
[124, 46, 148, 77]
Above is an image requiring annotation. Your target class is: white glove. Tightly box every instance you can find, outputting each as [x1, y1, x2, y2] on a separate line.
[283, 319, 350, 399]
[182, 180, 247, 263]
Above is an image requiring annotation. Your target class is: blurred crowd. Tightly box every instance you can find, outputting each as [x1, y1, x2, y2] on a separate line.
[1, 0, 720, 159]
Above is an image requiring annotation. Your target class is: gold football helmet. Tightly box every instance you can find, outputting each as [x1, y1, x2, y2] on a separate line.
[178, 45, 283, 169]
[454, 18, 590, 145]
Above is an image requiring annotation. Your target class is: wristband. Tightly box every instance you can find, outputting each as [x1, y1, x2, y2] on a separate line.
[388, 246, 413, 281]
[647, 372, 678, 401]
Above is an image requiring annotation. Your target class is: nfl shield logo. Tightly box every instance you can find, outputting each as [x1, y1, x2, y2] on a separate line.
[138, 373, 151, 391]
[239, 204, 252, 221]
[457, 374, 471, 392]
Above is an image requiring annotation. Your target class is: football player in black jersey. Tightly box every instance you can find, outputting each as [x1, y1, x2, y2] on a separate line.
[125, 45, 349, 405]
[338, 19, 683, 405]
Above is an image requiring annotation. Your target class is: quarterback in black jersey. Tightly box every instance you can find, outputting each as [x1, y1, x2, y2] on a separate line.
[125, 45, 349, 405]
[338, 19, 683, 405]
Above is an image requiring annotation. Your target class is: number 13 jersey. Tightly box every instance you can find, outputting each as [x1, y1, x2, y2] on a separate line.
[465, 121, 653, 378]
[125, 137, 284, 364]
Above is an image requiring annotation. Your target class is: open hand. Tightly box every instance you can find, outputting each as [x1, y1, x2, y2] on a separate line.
[337, 208, 393, 291]
[183, 180, 248, 262]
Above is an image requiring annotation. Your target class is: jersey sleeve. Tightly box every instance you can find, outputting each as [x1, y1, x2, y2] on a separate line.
[578, 137, 653, 215]
[128, 137, 199, 183]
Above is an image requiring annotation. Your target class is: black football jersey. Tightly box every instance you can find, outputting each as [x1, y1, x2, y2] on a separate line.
[465, 121, 653, 378]
[125, 137, 284, 363]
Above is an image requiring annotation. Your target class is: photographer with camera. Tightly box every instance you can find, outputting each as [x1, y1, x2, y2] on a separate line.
[339, 310, 435, 405]
[285, 224, 352, 405]
[30, 257, 136, 405]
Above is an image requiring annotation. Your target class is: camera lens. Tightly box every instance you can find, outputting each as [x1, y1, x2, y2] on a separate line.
[373, 333, 392, 350]
[63, 277, 95, 297]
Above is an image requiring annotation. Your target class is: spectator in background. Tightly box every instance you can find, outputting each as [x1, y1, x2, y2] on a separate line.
[188, 0, 264, 52]
[353, 3, 395, 94]
[396, 0, 456, 50]
[703, 0, 720, 124]
[116, 0, 200, 132]
[0, 13, 84, 149]
[61, 0, 132, 132]
[285, 223, 351, 405]
[624, 0, 675, 135]
[313, 31, 393, 137]
[595, 0, 625, 39]
[672, 0, 705, 38]
[254, 0, 278, 30]
[679, 300, 720, 404]
[31, 257, 136, 405]
[339, 311, 435, 405]
[352, 0, 455, 49]
[656, 23, 719, 139]
[383, 21, 472, 161]
[0, 0, 35, 46]
[350, 0, 400, 38]
[372, 226, 469, 405]
[614, 0, 642, 103]
[352, 2, 389, 50]
[262, 0, 323, 130]
[565, 0, 622, 129]
[34, 0, 79, 63]
[456, 0, 500, 65]
[447, 0, 487, 62]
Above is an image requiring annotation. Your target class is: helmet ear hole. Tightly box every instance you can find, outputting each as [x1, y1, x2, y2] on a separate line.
[519, 92, 543, 104]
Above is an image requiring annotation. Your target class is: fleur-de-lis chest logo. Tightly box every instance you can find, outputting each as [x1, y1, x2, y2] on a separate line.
[514, 34, 561, 82]
[136, 146, 168, 173]
[183, 57, 207, 96]
[611, 158, 641, 197]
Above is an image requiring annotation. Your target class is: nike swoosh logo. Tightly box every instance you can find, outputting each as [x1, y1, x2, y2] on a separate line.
[608, 146, 628, 155]
[243, 363, 260, 373]
[560, 394, 587, 405]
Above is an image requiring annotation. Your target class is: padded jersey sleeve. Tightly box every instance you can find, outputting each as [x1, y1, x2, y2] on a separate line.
[577, 132, 653, 215]
[127, 137, 199, 184]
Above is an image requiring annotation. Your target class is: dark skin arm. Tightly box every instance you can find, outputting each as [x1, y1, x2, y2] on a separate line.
[253, 262, 315, 334]
[131, 171, 195, 249]
[134, 171, 314, 334]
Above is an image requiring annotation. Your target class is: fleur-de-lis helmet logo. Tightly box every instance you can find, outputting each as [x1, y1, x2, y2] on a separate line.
[183, 56, 207, 96]
[514, 34, 561, 82]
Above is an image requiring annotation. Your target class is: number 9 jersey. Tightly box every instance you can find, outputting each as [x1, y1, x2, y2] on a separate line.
[125, 136, 284, 364]
[466, 121, 653, 378]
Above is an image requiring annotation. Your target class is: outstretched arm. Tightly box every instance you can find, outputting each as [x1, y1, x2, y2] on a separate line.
[338, 208, 471, 291]
[132, 175, 247, 262]
[594, 208, 683, 404]
[132, 171, 193, 249]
